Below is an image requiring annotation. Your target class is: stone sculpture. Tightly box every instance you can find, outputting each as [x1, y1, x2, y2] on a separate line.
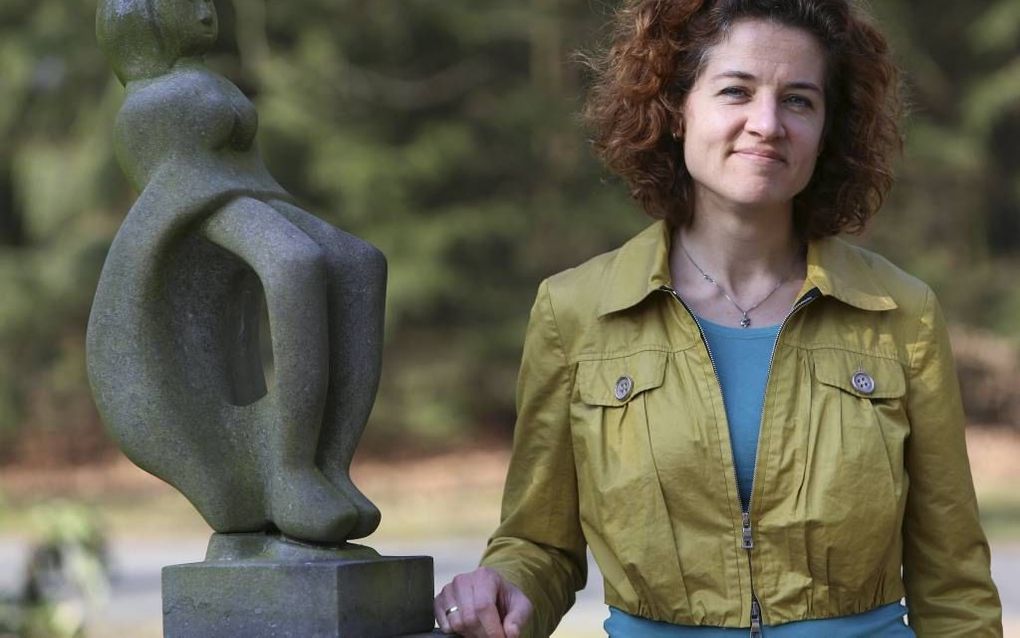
[87, 3, 441, 634]
[87, 0, 386, 545]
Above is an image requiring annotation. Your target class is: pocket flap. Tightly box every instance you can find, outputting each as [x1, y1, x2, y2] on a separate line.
[812, 349, 905, 399]
[577, 350, 667, 406]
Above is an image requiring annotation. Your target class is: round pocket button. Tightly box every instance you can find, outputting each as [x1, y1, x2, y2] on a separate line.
[614, 376, 634, 401]
[851, 371, 875, 395]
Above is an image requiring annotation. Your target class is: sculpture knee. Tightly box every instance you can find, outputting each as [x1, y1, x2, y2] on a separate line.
[203, 197, 328, 292]
[358, 241, 387, 284]
[329, 235, 387, 289]
[264, 199, 386, 280]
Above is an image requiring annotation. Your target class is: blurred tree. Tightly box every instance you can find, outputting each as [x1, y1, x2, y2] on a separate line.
[868, 0, 1020, 335]
[0, 0, 124, 462]
[0, 0, 1016, 465]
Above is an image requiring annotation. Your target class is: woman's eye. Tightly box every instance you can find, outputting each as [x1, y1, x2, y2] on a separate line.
[719, 87, 750, 99]
[784, 95, 814, 109]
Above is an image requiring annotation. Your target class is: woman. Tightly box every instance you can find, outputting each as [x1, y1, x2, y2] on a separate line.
[435, 0, 1003, 636]
[89, 0, 385, 543]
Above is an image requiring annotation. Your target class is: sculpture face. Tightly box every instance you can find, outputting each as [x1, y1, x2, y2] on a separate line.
[154, 0, 218, 58]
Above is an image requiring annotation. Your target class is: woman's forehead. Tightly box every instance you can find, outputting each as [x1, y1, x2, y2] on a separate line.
[699, 19, 827, 86]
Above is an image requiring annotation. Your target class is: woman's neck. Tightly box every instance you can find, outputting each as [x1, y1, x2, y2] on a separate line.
[675, 198, 800, 296]
[667, 196, 806, 328]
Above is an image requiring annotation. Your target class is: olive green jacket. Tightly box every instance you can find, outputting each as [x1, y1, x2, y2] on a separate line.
[480, 221, 1002, 637]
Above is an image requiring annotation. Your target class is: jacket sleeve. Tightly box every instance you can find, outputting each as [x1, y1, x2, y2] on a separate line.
[480, 278, 588, 638]
[902, 287, 1003, 637]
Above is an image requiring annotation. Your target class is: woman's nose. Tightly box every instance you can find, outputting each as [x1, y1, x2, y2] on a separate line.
[745, 99, 785, 139]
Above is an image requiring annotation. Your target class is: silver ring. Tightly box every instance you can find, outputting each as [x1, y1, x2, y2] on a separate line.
[445, 605, 460, 616]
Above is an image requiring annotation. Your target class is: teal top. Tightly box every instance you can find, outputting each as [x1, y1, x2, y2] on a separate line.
[605, 603, 914, 637]
[603, 317, 914, 637]
[699, 317, 780, 510]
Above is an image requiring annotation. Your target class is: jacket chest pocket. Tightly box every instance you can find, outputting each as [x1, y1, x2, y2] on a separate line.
[795, 348, 909, 589]
[573, 350, 667, 481]
[810, 349, 907, 482]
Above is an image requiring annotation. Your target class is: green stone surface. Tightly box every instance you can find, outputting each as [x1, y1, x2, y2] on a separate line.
[88, 0, 387, 544]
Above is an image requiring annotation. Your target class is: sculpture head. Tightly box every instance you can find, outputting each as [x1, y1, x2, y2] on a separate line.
[97, 0, 219, 84]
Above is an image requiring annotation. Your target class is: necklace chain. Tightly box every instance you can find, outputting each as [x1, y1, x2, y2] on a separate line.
[679, 242, 800, 328]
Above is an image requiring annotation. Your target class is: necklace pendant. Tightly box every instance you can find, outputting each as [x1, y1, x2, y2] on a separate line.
[740, 315, 751, 328]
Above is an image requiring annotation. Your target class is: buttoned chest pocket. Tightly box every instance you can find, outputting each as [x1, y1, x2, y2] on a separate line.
[811, 349, 907, 479]
[573, 351, 668, 514]
[577, 350, 667, 406]
[801, 349, 909, 589]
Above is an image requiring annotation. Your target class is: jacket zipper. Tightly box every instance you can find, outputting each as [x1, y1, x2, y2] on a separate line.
[661, 285, 820, 636]
[750, 596, 764, 637]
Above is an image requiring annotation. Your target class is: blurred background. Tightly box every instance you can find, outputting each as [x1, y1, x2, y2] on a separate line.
[0, 0, 1017, 636]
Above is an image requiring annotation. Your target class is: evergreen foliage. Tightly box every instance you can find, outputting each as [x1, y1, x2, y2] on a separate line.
[0, 0, 1016, 460]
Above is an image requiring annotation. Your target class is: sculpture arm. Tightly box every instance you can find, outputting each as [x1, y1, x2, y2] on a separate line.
[199, 196, 329, 461]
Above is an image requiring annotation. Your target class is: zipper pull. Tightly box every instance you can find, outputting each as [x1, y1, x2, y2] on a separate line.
[741, 511, 753, 549]
[749, 596, 763, 638]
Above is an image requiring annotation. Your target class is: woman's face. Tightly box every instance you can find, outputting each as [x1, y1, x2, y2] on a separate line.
[155, 0, 218, 57]
[681, 19, 827, 214]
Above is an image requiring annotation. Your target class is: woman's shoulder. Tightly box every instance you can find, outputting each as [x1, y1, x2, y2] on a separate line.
[545, 248, 620, 299]
[813, 236, 937, 319]
[539, 221, 669, 331]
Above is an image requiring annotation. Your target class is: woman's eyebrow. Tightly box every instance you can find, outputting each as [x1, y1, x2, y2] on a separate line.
[710, 70, 756, 82]
[709, 70, 823, 94]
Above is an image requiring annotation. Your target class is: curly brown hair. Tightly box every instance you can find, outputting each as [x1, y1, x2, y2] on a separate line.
[583, 0, 903, 238]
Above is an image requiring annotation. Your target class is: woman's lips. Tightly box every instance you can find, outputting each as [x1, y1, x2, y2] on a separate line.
[734, 148, 786, 163]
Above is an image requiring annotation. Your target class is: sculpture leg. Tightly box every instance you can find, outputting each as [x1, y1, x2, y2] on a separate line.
[200, 197, 359, 543]
[269, 200, 386, 539]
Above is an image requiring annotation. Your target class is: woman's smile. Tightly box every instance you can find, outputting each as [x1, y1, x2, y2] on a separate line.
[733, 147, 785, 163]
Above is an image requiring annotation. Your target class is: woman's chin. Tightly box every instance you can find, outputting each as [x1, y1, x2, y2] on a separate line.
[696, 177, 802, 213]
[716, 190, 797, 212]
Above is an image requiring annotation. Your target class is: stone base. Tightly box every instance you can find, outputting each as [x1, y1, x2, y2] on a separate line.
[163, 533, 436, 637]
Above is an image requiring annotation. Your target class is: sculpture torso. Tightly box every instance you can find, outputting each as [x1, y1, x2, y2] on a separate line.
[114, 62, 278, 194]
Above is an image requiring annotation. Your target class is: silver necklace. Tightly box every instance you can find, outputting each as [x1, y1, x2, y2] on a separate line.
[679, 242, 800, 328]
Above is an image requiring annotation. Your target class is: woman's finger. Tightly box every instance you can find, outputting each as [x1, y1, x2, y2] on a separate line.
[433, 585, 456, 634]
[448, 574, 481, 636]
[466, 574, 506, 638]
[501, 587, 533, 638]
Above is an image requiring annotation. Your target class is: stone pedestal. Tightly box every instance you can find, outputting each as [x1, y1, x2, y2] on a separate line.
[163, 533, 437, 637]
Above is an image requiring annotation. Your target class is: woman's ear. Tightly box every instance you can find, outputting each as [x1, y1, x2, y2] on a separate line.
[672, 118, 684, 141]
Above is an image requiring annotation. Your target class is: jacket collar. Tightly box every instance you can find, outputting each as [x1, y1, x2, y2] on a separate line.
[596, 220, 897, 318]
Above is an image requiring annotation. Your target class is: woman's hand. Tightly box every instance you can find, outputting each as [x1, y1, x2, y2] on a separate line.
[434, 567, 534, 637]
